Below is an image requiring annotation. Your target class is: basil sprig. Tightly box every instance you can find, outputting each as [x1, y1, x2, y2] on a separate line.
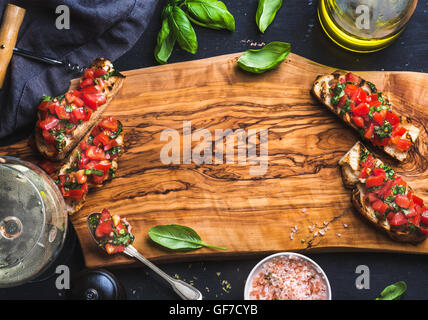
[148, 224, 227, 251]
[155, 18, 177, 64]
[237, 41, 290, 74]
[168, 5, 198, 54]
[376, 281, 407, 300]
[186, 0, 235, 31]
[155, 0, 235, 64]
[256, 0, 283, 33]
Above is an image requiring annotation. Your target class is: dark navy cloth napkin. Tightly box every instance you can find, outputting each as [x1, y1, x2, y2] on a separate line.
[0, 0, 158, 145]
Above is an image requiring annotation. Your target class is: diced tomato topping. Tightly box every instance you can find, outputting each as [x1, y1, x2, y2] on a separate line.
[82, 92, 106, 110]
[344, 84, 358, 98]
[38, 100, 55, 112]
[395, 194, 411, 208]
[84, 68, 95, 79]
[74, 170, 87, 184]
[99, 116, 119, 132]
[352, 88, 367, 105]
[94, 68, 108, 78]
[93, 131, 111, 147]
[67, 188, 85, 200]
[351, 116, 365, 128]
[387, 212, 407, 226]
[91, 173, 106, 185]
[80, 78, 94, 88]
[391, 126, 407, 138]
[86, 146, 106, 160]
[54, 104, 70, 120]
[376, 180, 393, 199]
[372, 112, 385, 126]
[345, 72, 361, 84]
[363, 123, 375, 140]
[337, 95, 347, 109]
[38, 116, 59, 130]
[364, 192, 378, 204]
[95, 216, 113, 238]
[385, 111, 400, 126]
[365, 175, 385, 188]
[412, 195, 424, 207]
[105, 243, 125, 254]
[72, 107, 86, 120]
[104, 139, 119, 151]
[372, 200, 389, 216]
[41, 129, 56, 144]
[352, 103, 369, 116]
[372, 168, 385, 176]
[395, 139, 412, 151]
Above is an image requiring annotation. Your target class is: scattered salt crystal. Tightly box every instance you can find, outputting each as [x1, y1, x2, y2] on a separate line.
[319, 230, 325, 236]
[323, 221, 329, 226]
[336, 233, 341, 237]
[343, 223, 348, 228]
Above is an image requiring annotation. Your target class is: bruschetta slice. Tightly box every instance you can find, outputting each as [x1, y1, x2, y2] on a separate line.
[35, 58, 125, 161]
[39, 116, 124, 215]
[312, 71, 419, 162]
[339, 141, 428, 243]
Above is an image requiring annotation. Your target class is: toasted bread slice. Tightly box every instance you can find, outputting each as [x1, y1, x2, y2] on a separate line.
[313, 71, 419, 162]
[339, 141, 427, 243]
[55, 118, 124, 215]
[35, 58, 125, 161]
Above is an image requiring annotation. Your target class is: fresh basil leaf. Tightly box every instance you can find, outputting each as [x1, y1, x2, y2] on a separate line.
[256, 0, 283, 33]
[237, 41, 290, 74]
[155, 18, 177, 64]
[186, 0, 235, 32]
[168, 6, 198, 54]
[148, 224, 227, 251]
[376, 281, 407, 300]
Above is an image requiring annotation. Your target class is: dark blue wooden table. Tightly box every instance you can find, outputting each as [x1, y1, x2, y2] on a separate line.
[1, 0, 428, 300]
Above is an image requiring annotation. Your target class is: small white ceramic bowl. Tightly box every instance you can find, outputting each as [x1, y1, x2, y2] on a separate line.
[244, 252, 332, 300]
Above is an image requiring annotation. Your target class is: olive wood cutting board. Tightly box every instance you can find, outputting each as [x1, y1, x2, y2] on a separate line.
[1, 53, 428, 268]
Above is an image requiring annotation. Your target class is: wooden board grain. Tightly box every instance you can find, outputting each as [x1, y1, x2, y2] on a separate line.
[1, 53, 428, 268]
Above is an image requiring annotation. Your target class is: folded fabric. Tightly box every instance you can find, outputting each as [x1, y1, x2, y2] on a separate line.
[0, 0, 158, 145]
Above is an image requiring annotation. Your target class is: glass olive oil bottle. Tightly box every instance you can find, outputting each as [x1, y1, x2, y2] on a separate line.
[318, 0, 418, 53]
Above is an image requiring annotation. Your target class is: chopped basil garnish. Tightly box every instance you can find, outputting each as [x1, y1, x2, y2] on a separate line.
[109, 122, 123, 139]
[379, 164, 395, 180]
[360, 149, 369, 163]
[65, 105, 73, 113]
[41, 95, 53, 102]
[392, 185, 406, 195]
[330, 83, 345, 105]
[85, 169, 104, 176]
[374, 120, 393, 139]
[384, 196, 396, 205]
[101, 69, 125, 80]
[106, 146, 121, 156]
[366, 81, 377, 93]
[88, 135, 94, 144]
[339, 98, 351, 118]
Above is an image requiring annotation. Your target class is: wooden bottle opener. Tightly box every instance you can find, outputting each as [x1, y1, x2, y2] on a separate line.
[0, 4, 25, 88]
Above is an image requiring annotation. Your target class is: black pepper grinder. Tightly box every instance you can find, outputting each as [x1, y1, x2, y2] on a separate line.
[67, 268, 126, 300]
